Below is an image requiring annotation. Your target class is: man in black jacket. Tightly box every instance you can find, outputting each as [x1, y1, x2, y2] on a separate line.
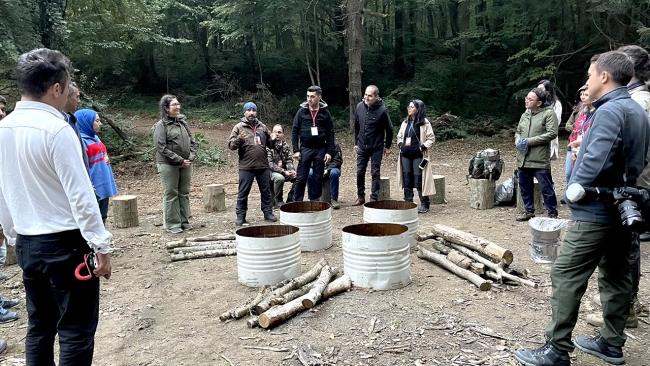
[292, 86, 335, 202]
[308, 140, 343, 208]
[353, 85, 393, 205]
[515, 51, 650, 366]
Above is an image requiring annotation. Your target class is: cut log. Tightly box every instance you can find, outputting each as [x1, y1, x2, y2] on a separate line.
[4, 244, 17, 266]
[486, 270, 538, 288]
[447, 250, 484, 275]
[270, 284, 313, 306]
[258, 274, 352, 328]
[252, 259, 328, 315]
[220, 288, 269, 321]
[203, 184, 226, 212]
[172, 243, 236, 254]
[516, 180, 545, 214]
[301, 266, 339, 308]
[185, 234, 236, 242]
[505, 265, 530, 278]
[170, 248, 236, 261]
[165, 238, 188, 250]
[112, 195, 139, 228]
[469, 178, 495, 210]
[430, 175, 446, 204]
[431, 239, 451, 254]
[378, 177, 391, 200]
[247, 316, 259, 328]
[429, 224, 513, 265]
[416, 247, 490, 291]
[168, 240, 236, 251]
[319, 179, 331, 204]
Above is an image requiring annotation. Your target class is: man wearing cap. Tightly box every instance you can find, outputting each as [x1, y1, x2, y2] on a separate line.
[228, 102, 276, 226]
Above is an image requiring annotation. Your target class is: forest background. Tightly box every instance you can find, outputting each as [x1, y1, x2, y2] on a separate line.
[2, 0, 650, 146]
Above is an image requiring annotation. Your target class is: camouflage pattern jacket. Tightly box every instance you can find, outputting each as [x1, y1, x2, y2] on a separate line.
[267, 139, 295, 174]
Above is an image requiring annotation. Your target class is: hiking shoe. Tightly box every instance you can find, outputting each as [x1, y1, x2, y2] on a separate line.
[586, 308, 638, 328]
[0, 298, 19, 309]
[0, 311, 18, 323]
[514, 341, 570, 366]
[353, 197, 365, 206]
[264, 213, 277, 222]
[548, 213, 558, 219]
[235, 216, 246, 227]
[167, 227, 183, 234]
[331, 199, 340, 210]
[181, 223, 193, 231]
[516, 211, 535, 221]
[574, 335, 625, 365]
[418, 205, 429, 214]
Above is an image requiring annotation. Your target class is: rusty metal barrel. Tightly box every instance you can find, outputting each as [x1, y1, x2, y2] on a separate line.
[280, 201, 332, 251]
[342, 223, 411, 290]
[363, 200, 418, 248]
[236, 225, 301, 287]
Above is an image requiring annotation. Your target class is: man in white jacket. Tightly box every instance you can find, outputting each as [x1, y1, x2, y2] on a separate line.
[0, 48, 112, 365]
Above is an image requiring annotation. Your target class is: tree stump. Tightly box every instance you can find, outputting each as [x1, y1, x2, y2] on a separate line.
[430, 175, 446, 204]
[112, 195, 139, 228]
[469, 179, 495, 210]
[203, 184, 226, 212]
[319, 179, 331, 204]
[378, 177, 391, 200]
[4, 244, 17, 266]
[516, 181, 545, 213]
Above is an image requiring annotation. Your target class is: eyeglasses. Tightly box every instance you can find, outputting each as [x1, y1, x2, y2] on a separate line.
[170, 103, 181, 107]
[524, 97, 539, 102]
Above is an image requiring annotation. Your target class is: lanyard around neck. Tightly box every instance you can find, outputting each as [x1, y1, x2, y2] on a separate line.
[310, 107, 320, 126]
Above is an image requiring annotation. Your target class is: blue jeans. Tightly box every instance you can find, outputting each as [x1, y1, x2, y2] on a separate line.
[308, 168, 340, 200]
[518, 167, 558, 216]
[565, 150, 573, 184]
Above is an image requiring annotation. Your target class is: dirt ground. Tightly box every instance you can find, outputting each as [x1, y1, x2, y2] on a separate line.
[1, 117, 649, 366]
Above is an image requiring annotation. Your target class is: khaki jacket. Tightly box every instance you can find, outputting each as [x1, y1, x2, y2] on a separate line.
[396, 118, 436, 196]
[153, 114, 198, 165]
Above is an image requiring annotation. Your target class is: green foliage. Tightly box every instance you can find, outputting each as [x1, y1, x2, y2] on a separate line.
[193, 133, 227, 167]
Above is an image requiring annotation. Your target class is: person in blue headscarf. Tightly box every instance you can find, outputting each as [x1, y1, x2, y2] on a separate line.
[74, 109, 119, 225]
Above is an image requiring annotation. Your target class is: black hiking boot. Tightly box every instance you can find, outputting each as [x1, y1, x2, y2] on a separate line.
[514, 341, 570, 366]
[573, 335, 625, 365]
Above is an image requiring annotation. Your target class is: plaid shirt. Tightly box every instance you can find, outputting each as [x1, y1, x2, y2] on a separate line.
[267, 139, 295, 174]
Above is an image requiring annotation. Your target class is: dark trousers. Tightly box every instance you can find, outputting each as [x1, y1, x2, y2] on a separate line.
[236, 168, 273, 217]
[16, 230, 100, 366]
[401, 156, 430, 207]
[293, 146, 326, 202]
[98, 198, 109, 226]
[356, 147, 384, 201]
[630, 232, 641, 304]
[518, 167, 557, 216]
[545, 222, 632, 352]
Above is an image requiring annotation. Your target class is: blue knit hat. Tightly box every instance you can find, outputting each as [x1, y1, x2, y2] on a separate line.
[243, 102, 257, 113]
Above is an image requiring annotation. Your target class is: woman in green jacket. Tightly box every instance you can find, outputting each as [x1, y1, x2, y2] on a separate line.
[514, 88, 559, 221]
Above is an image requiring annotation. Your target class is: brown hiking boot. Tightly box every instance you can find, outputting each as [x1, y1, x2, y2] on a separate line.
[586, 308, 638, 328]
[353, 197, 365, 206]
[516, 211, 535, 221]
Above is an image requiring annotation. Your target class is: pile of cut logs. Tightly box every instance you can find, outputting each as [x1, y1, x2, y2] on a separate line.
[415, 224, 536, 291]
[166, 234, 237, 261]
[220, 259, 352, 329]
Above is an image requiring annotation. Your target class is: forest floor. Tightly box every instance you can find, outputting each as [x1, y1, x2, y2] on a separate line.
[0, 117, 649, 366]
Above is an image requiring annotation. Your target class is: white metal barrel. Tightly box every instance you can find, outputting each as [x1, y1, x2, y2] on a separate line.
[363, 200, 418, 248]
[280, 201, 332, 251]
[236, 225, 301, 287]
[342, 223, 411, 290]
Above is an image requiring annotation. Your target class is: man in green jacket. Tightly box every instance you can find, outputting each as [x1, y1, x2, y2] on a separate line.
[514, 88, 559, 221]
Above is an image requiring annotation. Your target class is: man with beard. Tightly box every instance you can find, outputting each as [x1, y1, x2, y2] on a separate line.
[228, 102, 277, 226]
[353, 85, 393, 206]
[267, 124, 296, 208]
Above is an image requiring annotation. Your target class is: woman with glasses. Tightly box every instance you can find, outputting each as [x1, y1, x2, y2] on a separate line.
[515, 88, 559, 221]
[396, 100, 436, 213]
[153, 95, 198, 234]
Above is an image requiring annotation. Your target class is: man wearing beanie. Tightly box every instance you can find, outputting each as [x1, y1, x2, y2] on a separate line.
[228, 102, 276, 226]
[292, 86, 336, 202]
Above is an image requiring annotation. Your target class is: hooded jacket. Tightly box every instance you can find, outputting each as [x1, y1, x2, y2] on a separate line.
[354, 98, 393, 150]
[74, 109, 118, 201]
[153, 114, 198, 165]
[567, 87, 650, 224]
[514, 106, 558, 169]
[292, 100, 335, 156]
[229, 117, 272, 170]
[629, 83, 650, 187]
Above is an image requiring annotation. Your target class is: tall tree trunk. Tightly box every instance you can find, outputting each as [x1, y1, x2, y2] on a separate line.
[39, 0, 66, 50]
[394, 0, 405, 76]
[347, 0, 367, 133]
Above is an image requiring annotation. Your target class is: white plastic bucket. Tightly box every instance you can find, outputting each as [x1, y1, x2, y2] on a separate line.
[236, 225, 301, 287]
[363, 200, 418, 248]
[280, 201, 332, 251]
[342, 223, 411, 290]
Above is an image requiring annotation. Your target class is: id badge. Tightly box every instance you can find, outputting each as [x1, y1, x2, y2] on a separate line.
[311, 126, 318, 136]
[254, 135, 261, 145]
[405, 137, 412, 146]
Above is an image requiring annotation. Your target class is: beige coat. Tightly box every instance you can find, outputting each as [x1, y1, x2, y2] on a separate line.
[396, 118, 436, 195]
